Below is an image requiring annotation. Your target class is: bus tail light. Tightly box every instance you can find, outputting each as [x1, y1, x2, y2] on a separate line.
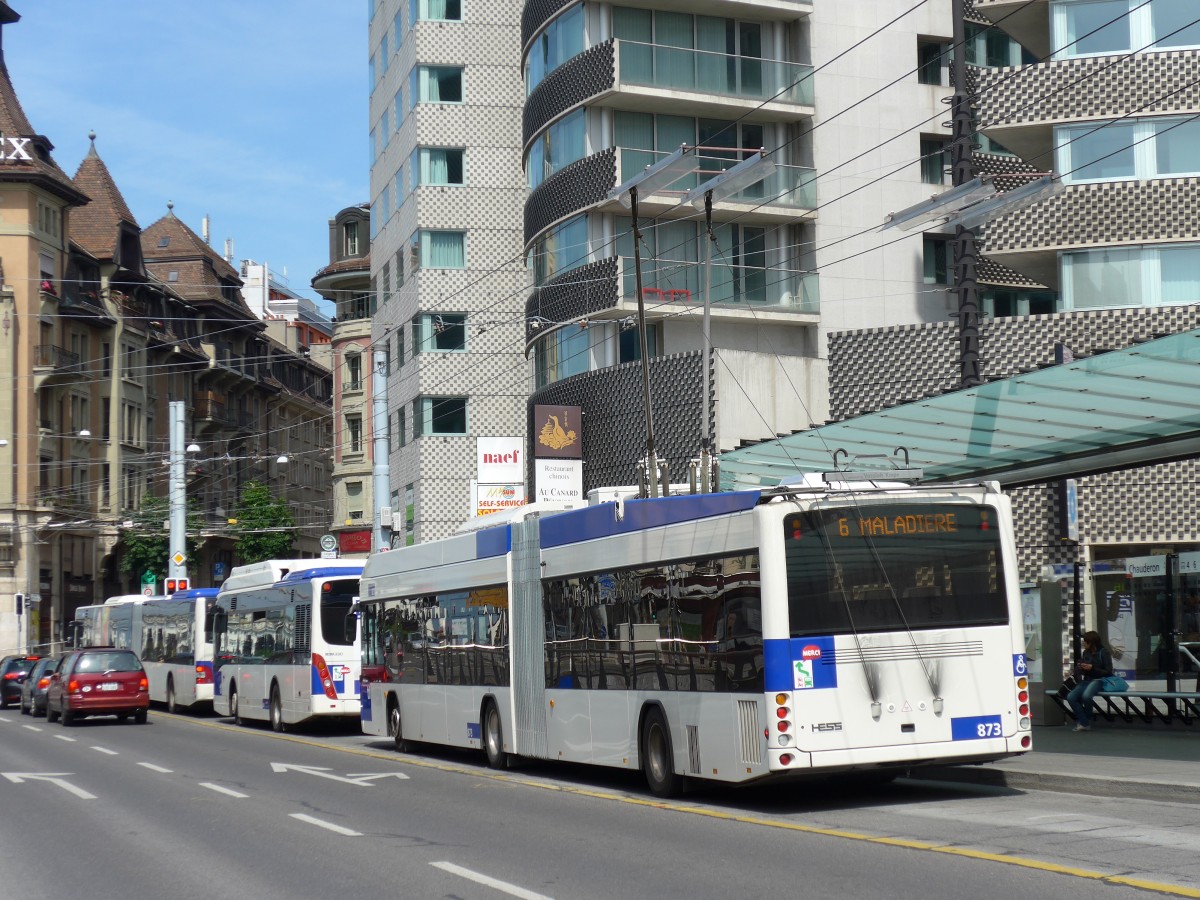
[195, 663, 213, 685]
[313, 654, 338, 700]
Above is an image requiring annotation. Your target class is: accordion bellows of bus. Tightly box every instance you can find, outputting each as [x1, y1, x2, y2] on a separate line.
[211, 559, 364, 732]
[358, 479, 1032, 797]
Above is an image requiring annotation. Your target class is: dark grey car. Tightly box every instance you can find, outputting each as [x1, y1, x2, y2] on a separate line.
[19, 655, 60, 716]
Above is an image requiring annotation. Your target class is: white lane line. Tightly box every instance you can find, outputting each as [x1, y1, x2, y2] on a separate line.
[138, 762, 173, 774]
[22, 725, 42, 732]
[430, 861, 556, 900]
[91, 746, 119, 756]
[54, 735, 77, 743]
[288, 813, 362, 837]
[199, 782, 248, 799]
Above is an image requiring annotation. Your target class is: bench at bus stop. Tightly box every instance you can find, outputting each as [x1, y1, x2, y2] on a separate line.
[1047, 688, 1200, 726]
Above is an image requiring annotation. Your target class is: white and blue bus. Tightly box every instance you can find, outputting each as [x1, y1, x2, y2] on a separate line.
[212, 559, 363, 731]
[359, 477, 1032, 796]
[74, 588, 221, 713]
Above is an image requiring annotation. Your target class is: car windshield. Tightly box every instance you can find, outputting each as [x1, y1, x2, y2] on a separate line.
[76, 652, 141, 674]
[7, 658, 38, 674]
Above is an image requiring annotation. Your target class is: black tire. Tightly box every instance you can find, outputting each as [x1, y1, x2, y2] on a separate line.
[19, 697, 29, 715]
[269, 685, 287, 733]
[641, 708, 683, 798]
[46, 700, 58, 723]
[230, 688, 243, 726]
[389, 699, 409, 753]
[483, 700, 510, 770]
[117, 713, 129, 723]
[134, 709, 148, 725]
[166, 678, 177, 714]
[61, 706, 75, 727]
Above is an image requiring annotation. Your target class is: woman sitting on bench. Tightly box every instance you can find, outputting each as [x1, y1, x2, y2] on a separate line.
[1066, 630, 1114, 732]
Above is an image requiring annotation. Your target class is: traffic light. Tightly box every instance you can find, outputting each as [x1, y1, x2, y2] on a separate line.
[15, 592, 24, 615]
[165, 578, 189, 594]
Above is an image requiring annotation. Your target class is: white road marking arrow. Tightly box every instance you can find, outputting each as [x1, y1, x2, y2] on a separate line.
[270, 763, 375, 786]
[345, 772, 410, 782]
[2, 772, 96, 800]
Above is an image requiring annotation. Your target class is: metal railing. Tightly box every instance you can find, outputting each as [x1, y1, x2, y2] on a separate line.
[616, 147, 817, 209]
[617, 257, 819, 314]
[34, 344, 83, 372]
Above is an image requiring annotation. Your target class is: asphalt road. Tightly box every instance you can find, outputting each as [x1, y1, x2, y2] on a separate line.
[2, 708, 1198, 900]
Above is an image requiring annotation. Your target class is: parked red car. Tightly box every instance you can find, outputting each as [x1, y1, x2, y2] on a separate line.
[46, 647, 149, 725]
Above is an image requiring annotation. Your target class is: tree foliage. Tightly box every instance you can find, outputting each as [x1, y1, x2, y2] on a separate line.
[118, 494, 201, 580]
[232, 481, 296, 564]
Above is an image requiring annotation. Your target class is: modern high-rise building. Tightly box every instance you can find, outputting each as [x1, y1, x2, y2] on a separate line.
[520, 1, 975, 492]
[367, 0, 529, 542]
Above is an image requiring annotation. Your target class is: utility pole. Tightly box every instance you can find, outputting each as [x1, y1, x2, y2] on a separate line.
[167, 401, 188, 590]
[951, 0, 983, 389]
[371, 349, 392, 551]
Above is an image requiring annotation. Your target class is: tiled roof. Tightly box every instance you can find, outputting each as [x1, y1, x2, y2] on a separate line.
[0, 51, 88, 204]
[141, 205, 257, 319]
[71, 137, 139, 261]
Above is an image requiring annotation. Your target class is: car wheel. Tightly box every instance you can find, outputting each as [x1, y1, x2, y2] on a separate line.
[230, 688, 243, 726]
[20, 697, 29, 715]
[134, 709, 148, 725]
[61, 705, 75, 727]
[117, 713, 129, 723]
[483, 700, 510, 770]
[46, 700, 58, 723]
[166, 678, 177, 715]
[269, 686, 286, 733]
[389, 698, 409, 753]
[641, 707, 683, 798]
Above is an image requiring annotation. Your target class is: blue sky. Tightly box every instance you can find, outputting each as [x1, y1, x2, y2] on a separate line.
[5, 2, 365, 311]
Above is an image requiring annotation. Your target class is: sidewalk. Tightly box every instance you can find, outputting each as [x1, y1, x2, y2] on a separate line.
[916, 723, 1200, 801]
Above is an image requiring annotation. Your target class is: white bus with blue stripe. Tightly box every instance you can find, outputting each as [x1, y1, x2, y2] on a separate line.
[359, 480, 1031, 796]
[212, 559, 363, 731]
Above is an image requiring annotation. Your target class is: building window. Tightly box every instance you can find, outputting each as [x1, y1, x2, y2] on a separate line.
[917, 39, 946, 86]
[1062, 243, 1200, 309]
[414, 147, 465, 185]
[414, 313, 467, 352]
[1057, 117, 1200, 183]
[535, 324, 591, 389]
[397, 405, 406, 448]
[411, 0, 462, 24]
[527, 107, 586, 190]
[982, 288, 1057, 317]
[923, 236, 951, 284]
[415, 396, 468, 436]
[529, 214, 589, 285]
[1052, 0, 1200, 59]
[346, 353, 363, 391]
[920, 137, 950, 185]
[347, 481, 364, 520]
[618, 323, 659, 365]
[525, 3, 585, 95]
[346, 414, 363, 453]
[412, 65, 464, 104]
[418, 230, 466, 268]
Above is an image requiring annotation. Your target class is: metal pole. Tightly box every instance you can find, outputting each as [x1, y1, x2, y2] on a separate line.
[168, 401, 187, 588]
[951, 0, 982, 389]
[629, 186, 660, 497]
[700, 191, 715, 492]
[371, 349, 392, 552]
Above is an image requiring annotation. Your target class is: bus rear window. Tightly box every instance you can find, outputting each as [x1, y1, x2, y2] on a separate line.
[784, 503, 1009, 636]
[318, 579, 359, 646]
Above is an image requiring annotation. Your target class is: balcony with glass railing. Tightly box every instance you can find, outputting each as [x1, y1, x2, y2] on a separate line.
[615, 147, 817, 213]
[614, 40, 814, 112]
[618, 257, 818, 316]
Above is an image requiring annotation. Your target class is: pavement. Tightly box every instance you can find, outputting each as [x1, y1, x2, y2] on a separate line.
[917, 721, 1200, 800]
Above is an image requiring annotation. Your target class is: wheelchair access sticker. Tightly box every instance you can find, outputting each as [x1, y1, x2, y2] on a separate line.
[1013, 654, 1028, 677]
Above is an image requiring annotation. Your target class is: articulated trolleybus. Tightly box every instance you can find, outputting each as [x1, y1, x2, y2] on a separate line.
[212, 559, 363, 731]
[359, 475, 1032, 796]
[74, 588, 221, 713]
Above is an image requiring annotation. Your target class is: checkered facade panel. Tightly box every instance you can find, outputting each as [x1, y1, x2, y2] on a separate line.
[973, 152, 1037, 177]
[525, 149, 617, 245]
[523, 41, 615, 145]
[522, 0, 575, 47]
[829, 306, 1200, 580]
[529, 351, 705, 491]
[978, 256, 1046, 288]
[525, 257, 620, 342]
[978, 53, 1200, 126]
[985, 178, 1200, 252]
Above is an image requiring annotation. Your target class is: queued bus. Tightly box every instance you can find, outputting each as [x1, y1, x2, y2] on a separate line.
[358, 476, 1032, 796]
[212, 559, 363, 732]
[73, 588, 221, 713]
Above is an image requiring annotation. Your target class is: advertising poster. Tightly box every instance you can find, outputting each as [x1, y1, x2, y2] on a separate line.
[473, 482, 527, 516]
[1020, 583, 1042, 683]
[1108, 591, 1137, 679]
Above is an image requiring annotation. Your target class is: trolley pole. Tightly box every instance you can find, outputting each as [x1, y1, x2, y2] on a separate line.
[168, 401, 188, 590]
[951, 0, 983, 389]
[371, 349, 392, 552]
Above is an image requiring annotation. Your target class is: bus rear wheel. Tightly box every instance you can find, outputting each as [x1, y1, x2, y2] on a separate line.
[166, 678, 177, 714]
[270, 686, 287, 733]
[230, 687, 243, 726]
[641, 708, 683, 798]
[483, 701, 510, 770]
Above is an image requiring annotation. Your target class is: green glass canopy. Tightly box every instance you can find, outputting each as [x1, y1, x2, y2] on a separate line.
[719, 329, 1200, 490]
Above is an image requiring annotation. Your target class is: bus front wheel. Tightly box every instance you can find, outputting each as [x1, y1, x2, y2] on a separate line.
[641, 708, 683, 798]
[230, 687, 243, 726]
[389, 699, 409, 753]
[483, 701, 510, 770]
[166, 677, 177, 714]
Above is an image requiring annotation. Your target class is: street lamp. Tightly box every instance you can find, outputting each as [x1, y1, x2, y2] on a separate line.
[608, 144, 698, 497]
[676, 150, 777, 493]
